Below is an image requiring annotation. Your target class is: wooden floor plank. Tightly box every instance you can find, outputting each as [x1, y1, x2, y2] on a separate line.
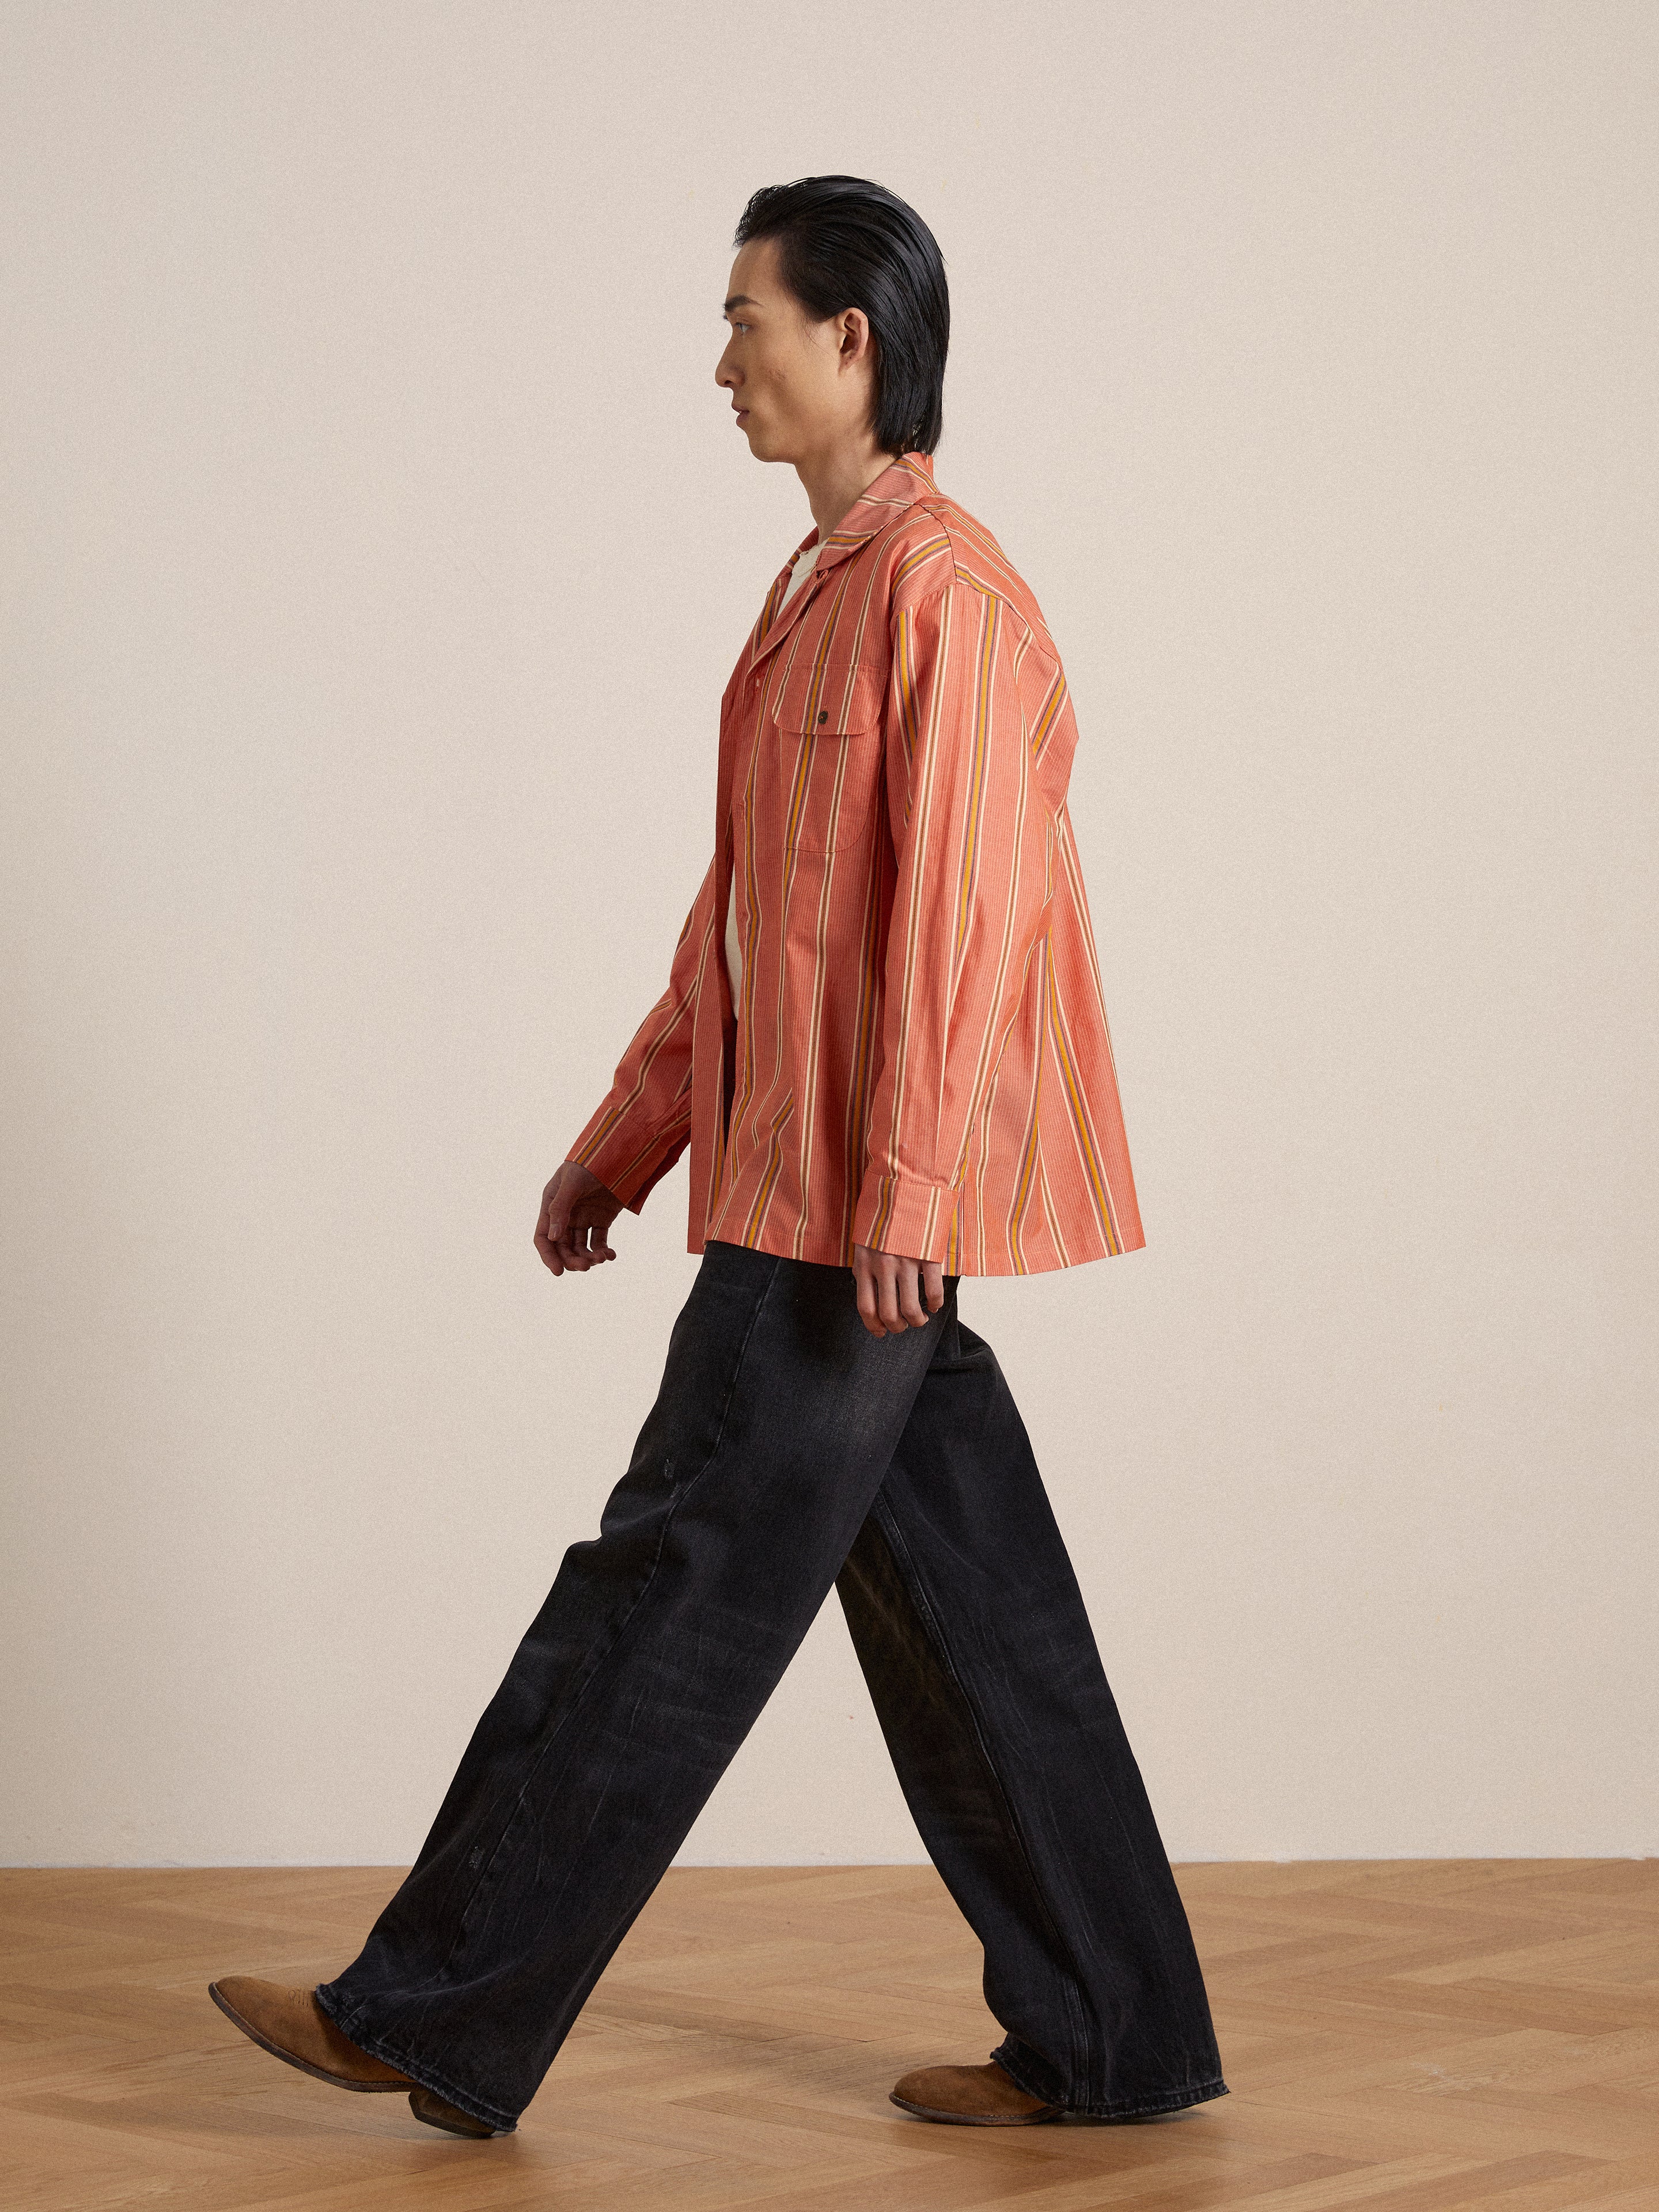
[0, 1861, 1653, 2209]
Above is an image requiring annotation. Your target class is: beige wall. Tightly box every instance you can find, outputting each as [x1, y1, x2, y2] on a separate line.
[3, 1, 1654, 1868]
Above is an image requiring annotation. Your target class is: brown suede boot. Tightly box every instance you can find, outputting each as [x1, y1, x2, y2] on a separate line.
[209, 1977, 415, 2093]
[407, 2085, 509, 2137]
[889, 2059, 1065, 2124]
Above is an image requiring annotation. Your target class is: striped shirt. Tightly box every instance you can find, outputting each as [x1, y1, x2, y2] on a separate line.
[566, 450, 1146, 1274]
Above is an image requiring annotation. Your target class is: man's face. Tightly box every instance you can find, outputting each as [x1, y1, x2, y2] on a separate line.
[715, 235, 877, 464]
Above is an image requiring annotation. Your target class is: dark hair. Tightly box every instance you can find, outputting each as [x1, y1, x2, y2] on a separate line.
[732, 176, 949, 456]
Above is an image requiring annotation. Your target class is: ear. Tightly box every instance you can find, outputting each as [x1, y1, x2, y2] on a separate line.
[839, 307, 874, 362]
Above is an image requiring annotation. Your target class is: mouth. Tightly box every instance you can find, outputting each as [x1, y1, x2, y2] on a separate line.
[733, 408, 749, 424]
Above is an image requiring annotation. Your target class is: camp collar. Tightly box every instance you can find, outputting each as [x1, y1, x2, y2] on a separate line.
[806, 448, 937, 578]
[748, 449, 937, 666]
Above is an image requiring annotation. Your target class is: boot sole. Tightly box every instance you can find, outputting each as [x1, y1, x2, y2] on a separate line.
[889, 2090, 1065, 2125]
[208, 1980, 411, 2094]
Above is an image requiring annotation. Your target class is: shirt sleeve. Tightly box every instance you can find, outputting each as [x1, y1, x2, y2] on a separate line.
[851, 578, 1058, 1263]
[564, 851, 716, 1213]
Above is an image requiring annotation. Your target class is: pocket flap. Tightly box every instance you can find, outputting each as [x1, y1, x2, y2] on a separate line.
[767, 655, 883, 738]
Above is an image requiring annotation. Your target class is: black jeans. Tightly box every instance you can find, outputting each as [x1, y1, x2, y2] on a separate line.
[315, 1240, 1227, 2133]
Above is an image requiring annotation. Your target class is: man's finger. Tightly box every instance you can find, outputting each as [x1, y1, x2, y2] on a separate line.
[535, 1203, 566, 1273]
[581, 1215, 616, 1262]
[876, 1257, 905, 1334]
[922, 1259, 945, 1311]
[896, 1260, 927, 1329]
[550, 1212, 584, 1266]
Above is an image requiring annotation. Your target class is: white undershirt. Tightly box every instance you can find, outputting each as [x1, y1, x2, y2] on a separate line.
[725, 538, 822, 1005]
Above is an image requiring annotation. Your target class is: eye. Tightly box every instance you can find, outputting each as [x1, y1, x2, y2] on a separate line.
[727, 319, 750, 335]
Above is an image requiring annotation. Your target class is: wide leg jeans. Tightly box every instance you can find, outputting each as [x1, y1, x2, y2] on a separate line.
[315, 1239, 1228, 2133]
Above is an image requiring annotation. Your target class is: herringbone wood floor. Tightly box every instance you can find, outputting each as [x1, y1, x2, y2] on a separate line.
[1, 1861, 1654, 2209]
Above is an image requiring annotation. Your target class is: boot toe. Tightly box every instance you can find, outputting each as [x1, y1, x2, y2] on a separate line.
[209, 1977, 413, 2090]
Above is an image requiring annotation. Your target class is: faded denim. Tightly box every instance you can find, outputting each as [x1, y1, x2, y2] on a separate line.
[315, 1240, 1228, 2133]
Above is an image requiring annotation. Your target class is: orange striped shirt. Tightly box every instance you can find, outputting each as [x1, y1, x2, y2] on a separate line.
[566, 451, 1146, 1274]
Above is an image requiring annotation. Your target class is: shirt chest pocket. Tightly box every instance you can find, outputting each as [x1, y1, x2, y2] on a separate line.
[768, 660, 887, 855]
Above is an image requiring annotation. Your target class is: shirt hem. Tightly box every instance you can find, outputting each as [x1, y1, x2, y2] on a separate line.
[691, 1216, 1146, 1275]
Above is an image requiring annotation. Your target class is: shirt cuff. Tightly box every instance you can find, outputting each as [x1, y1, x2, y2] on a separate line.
[851, 1168, 963, 1264]
[567, 1111, 688, 1215]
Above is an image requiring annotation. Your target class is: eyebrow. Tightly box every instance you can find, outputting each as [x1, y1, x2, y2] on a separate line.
[722, 294, 760, 313]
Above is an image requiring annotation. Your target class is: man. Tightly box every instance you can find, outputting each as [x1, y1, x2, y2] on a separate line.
[209, 176, 1227, 2141]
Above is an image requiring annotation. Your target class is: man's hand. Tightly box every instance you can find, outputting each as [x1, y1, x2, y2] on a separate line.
[852, 1244, 946, 1337]
[535, 1160, 624, 1276]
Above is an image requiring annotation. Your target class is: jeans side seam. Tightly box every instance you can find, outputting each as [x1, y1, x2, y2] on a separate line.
[870, 1499, 1093, 2097]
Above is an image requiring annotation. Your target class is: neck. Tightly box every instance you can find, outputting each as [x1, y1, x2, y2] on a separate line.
[794, 438, 897, 540]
